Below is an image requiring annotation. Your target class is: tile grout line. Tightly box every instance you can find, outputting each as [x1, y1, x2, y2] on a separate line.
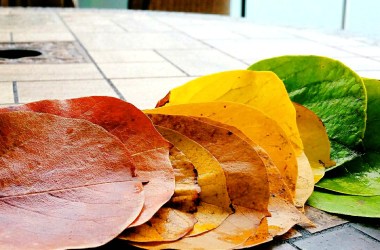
[12, 81, 19, 104]
[149, 15, 250, 66]
[55, 11, 126, 100]
[10, 32, 14, 44]
[153, 49, 191, 76]
[349, 224, 380, 243]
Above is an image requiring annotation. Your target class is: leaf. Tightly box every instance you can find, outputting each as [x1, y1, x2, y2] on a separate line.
[155, 126, 232, 236]
[0, 111, 145, 250]
[362, 78, 380, 151]
[315, 79, 380, 196]
[131, 206, 264, 250]
[0, 96, 175, 227]
[166, 146, 200, 213]
[147, 114, 270, 213]
[146, 114, 270, 249]
[147, 102, 298, 200]
[119, 208, 197, 242]
[307, 190, 380, 218]
[294, 102, 335, 183]
[249, 55, 367, 167]
[155, 70, 304, 157]
[316, 152, 380, 196]
[120, 146, 200, 242]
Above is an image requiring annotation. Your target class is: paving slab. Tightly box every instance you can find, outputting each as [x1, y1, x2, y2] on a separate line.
[0, 81, 14, 104]
[17, 79, 118, 103]
[88, 50, 164, 63]
[98, 61, 186, 79]
[304, 206, 348, 233]
[293, 226, 379, 250]
[157, 49, 247, 76]
[112, 76, 195, 109]
[0, 64, 103, 81]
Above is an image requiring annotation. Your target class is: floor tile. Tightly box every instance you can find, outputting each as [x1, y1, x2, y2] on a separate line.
[157, 49, 248, 76]
[17, 79, 117, 103]
[335, 57, 380, 71]
[0, 32, 10, 42]
[352, 222, 380, 240]
[205, 38, 357, 64]
[98, 62, 186, 79]
[0, 82, 14, 104]
[293, 227, 378, 250]
[178, 25, 246, 40]
[0, 64, 103, 81]
[356, 71, 380, 79]
[12, 32, 75, 42]
[77, 32, 208, 51]
[112, 77, 195, 109]
[303, 206, 347, 233]
[88, 50, 164, 63]
[341, 45, 380, 57]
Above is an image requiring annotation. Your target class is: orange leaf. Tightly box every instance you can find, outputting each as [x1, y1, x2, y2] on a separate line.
[0, 111, 144, 250]
[0, 96, 175, 227]
[148, 114, 270, 213]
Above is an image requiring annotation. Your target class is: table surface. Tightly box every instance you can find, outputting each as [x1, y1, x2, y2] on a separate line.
[0, 7, 379, 250]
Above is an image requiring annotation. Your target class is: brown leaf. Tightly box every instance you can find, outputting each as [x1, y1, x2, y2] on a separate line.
[156, 126, 232, 236]
[131, 206, 263, 250]
[148, 114, 270, 213]
[120, 208, 197, 242]
[0, 96, 175, 227]
[167, 146, 200, 213]
[0, 111, 144, 250]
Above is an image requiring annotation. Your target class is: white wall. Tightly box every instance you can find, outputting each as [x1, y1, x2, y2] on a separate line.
[345, 0, 380, 38]
[244, 0, 344, 30]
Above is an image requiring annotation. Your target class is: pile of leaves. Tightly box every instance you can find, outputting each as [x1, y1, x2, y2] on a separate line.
[0, 55, 378, 250]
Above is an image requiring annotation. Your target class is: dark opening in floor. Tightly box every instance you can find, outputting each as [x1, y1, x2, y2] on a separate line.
[0, 49, 42, 59]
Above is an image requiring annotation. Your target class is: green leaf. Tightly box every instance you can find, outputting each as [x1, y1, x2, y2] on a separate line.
[363, 78, 380, 151]
[307, 190, 380, 218]
[316, 152, 380, 196]
[249, 55, 367, 167]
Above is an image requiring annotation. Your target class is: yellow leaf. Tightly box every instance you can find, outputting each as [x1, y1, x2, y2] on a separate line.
[131, 206, 264, 250]
[147, 101, 298, 199]
[120, 208, 197, 242]
[167, 146, 201, 213]
[156, 126, 232, 236]
[294, 103, 336, 183]
[156, 70, 303, 156]
[148, 114, 270, 213]
[155, 70, 315, 207]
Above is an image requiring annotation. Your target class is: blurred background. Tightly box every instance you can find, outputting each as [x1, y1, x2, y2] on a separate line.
[1, 0, 378, 39]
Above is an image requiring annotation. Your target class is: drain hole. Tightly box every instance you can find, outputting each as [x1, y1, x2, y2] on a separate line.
[0, 49, 42, 59]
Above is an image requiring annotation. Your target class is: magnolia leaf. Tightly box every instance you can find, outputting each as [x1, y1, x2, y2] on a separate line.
[120, 146, 200, 242]
[307, 190, 380, 218]
[167, 146, 200, 213]
[363, 78, 380, 151]
[119, 208, 197, 242]
[131, 206, 264, 250]
[0, 112, 144, 250]
[156, 126, 232, 236]
[147, 102, 298, 199]
[316, 79, 380, 196]
[249, 55, 367, 167]
[155, 70, 304, 157]
[294, 103, 335, 183]
[0, 96, 175, 227]
[148, 114, 270, 213]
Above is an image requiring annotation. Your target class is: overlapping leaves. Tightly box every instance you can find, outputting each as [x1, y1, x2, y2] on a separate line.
[1, 55, 378, 250]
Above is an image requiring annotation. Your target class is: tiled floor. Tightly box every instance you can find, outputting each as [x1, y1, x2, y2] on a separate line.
[0, 7, 379, 250]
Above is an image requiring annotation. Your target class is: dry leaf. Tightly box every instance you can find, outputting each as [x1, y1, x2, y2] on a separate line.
[132, 206, 264, 250]
[156, 126, 232, 236]
[0, 96, 175, 227]
[148, 114, 270, 213]
[0, 111, 144, 250]
[147, 101, 298, 199]
[294, 102, 335, 183]
[120, 208, 197, 242]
